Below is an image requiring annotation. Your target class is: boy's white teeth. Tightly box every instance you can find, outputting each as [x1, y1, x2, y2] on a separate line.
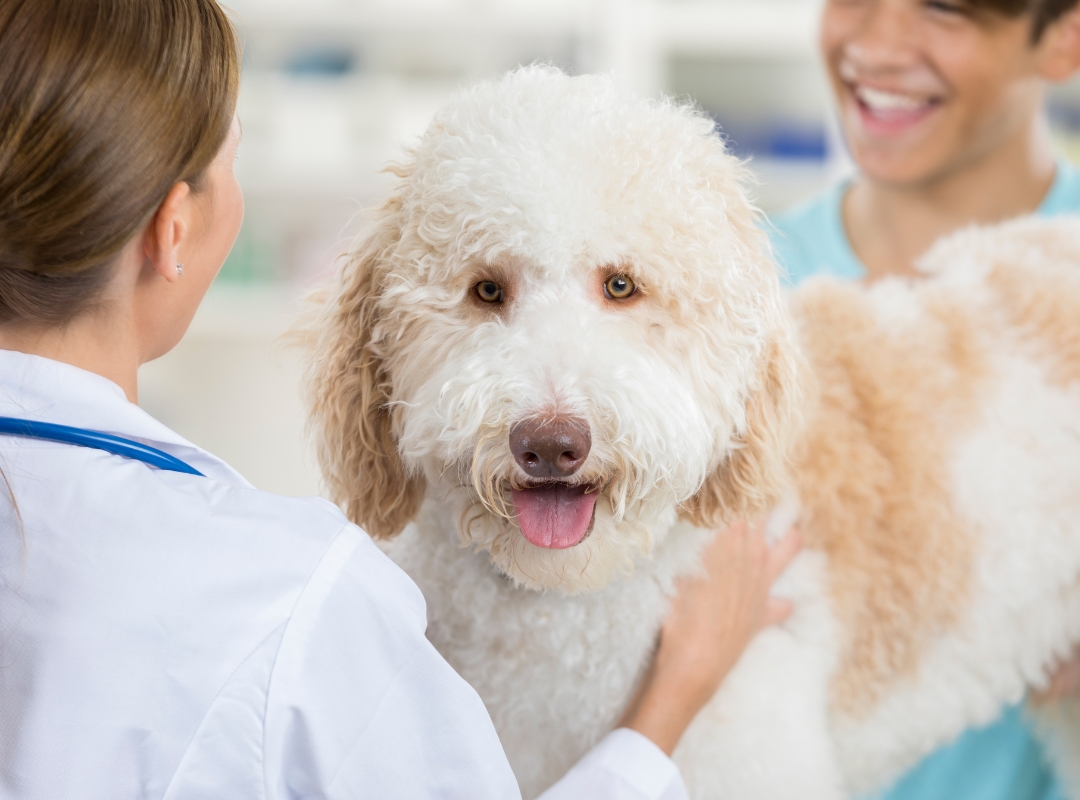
[855, 85, 926, 112]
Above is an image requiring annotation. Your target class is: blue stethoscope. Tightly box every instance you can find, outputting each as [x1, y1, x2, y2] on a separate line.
[0, 417, 205, 476]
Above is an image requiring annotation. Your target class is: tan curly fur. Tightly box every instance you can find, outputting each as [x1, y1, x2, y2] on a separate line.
[790, 280, 987, 714]
[302, 192, 426, 539]
[681, 328, 806, 529]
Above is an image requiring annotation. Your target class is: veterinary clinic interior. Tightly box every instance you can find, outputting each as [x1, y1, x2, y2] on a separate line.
[137, 0, 1080, 498]
[4, 0, 1080, 796]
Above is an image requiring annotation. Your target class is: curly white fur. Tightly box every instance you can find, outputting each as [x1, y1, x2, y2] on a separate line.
[302, 66, 1080, 799]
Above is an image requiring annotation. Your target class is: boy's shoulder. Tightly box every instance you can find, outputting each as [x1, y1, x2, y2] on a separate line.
[767, 181, 865, 286]
[1040, 158, 1080, 216]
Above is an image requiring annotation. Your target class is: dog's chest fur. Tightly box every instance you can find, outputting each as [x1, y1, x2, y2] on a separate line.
[386, 504, 709, 796]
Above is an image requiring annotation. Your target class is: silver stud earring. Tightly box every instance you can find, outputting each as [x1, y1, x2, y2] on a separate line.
[176, 263, 184, 277]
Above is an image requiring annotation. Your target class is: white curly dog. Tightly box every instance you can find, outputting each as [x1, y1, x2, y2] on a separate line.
[303, 66, 1080, 799]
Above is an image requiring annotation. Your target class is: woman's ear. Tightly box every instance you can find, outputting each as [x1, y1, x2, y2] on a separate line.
[1035, 6, 1080, 82]
[680, 328, 805, 528]
[304, 197, 426, 539]
[144, 182, 193, 283]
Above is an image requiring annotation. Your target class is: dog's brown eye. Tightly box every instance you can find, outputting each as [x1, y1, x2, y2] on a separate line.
[604, 274, 636, 300]
[475, 280, 504, 303]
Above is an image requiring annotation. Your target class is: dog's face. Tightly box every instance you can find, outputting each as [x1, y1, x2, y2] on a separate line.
[307, 67, 801, 593]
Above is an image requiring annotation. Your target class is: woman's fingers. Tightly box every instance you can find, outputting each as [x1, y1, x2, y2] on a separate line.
[698, 520, 800, 632]
[767, 525, 802, 583]
[757, 526, 801, 632]
[763, 596, 795, 627]
[621, 517, 801, 755]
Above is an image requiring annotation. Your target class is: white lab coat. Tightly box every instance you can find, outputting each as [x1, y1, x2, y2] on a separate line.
[0, 349, 688, 800]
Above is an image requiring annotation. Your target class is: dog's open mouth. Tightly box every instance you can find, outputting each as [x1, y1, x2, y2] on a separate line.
[510, 483, 598, 549]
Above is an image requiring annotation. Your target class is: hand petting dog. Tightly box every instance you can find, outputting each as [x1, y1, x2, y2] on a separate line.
[622, 521, 802, 755]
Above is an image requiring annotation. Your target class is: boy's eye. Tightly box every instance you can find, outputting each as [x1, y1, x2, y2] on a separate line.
[924, 0, 967, 14]
[475, 280, 504, 303]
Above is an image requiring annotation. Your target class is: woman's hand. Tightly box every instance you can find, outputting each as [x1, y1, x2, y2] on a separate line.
[621, 519, 802, 755]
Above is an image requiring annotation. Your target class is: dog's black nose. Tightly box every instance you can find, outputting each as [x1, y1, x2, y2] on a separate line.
[510, 416, 591, 478]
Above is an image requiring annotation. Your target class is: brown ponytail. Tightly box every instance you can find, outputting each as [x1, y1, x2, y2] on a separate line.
[0, 0, 240, 325]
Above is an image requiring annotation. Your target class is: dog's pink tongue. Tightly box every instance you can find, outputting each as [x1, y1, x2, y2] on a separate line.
[511, 485, 597, 549]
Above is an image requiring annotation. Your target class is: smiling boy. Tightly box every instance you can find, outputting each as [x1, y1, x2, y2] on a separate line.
[775, 0, 1080, 283]
[770, 0, 1080, 798]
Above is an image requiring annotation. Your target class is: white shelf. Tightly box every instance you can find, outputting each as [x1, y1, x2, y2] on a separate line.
[235, 73, 450, 199]
[658, 1, 819, 57]
[232, 6, 588, 37]
[226, 0, 839, 284]
[180, 284, 304, 339]
[230, 0, 823, 59]
[139, 284, 325, 497]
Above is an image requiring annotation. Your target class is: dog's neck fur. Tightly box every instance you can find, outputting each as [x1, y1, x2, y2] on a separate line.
[432, 478, 718, 597]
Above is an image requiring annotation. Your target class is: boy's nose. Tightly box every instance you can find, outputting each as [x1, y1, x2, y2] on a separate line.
[840, 1, 923, 74]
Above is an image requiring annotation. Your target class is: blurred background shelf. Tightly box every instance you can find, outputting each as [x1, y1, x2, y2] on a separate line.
[139, 0, 1080, 497]
[139, 286, 321, 496]
[659, 1, 821, 55]
[223, 0, 852, 287]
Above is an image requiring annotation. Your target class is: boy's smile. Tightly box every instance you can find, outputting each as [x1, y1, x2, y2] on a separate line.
[822, 0, 1043, 186]
[840, 59, 947, 139]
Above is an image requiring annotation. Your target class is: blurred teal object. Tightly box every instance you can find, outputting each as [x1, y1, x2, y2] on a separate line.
[218, 221, 278, 284]
[285, 47, 355, 77]
[863, 706, 1061, 800]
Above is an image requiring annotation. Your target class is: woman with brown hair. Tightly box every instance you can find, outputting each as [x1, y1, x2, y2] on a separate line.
[0, 1, 799, 796]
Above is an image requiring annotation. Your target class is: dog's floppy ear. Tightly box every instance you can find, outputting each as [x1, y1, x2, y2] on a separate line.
[304, 197, 426, 539]
[681, 327, 804, 527]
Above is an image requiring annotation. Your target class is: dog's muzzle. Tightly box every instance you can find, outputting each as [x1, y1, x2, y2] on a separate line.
[509, 416, 597, 549]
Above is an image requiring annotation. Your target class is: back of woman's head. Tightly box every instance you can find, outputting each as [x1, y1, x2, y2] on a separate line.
[0, 0, 240, 325]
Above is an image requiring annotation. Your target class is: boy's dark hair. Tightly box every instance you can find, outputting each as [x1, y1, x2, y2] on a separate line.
[973, 0, 1080, 41]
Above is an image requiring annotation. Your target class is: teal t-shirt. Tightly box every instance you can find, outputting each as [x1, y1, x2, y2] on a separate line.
[769, 158, 1080, 800]
[773, 158, 1080, 285]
